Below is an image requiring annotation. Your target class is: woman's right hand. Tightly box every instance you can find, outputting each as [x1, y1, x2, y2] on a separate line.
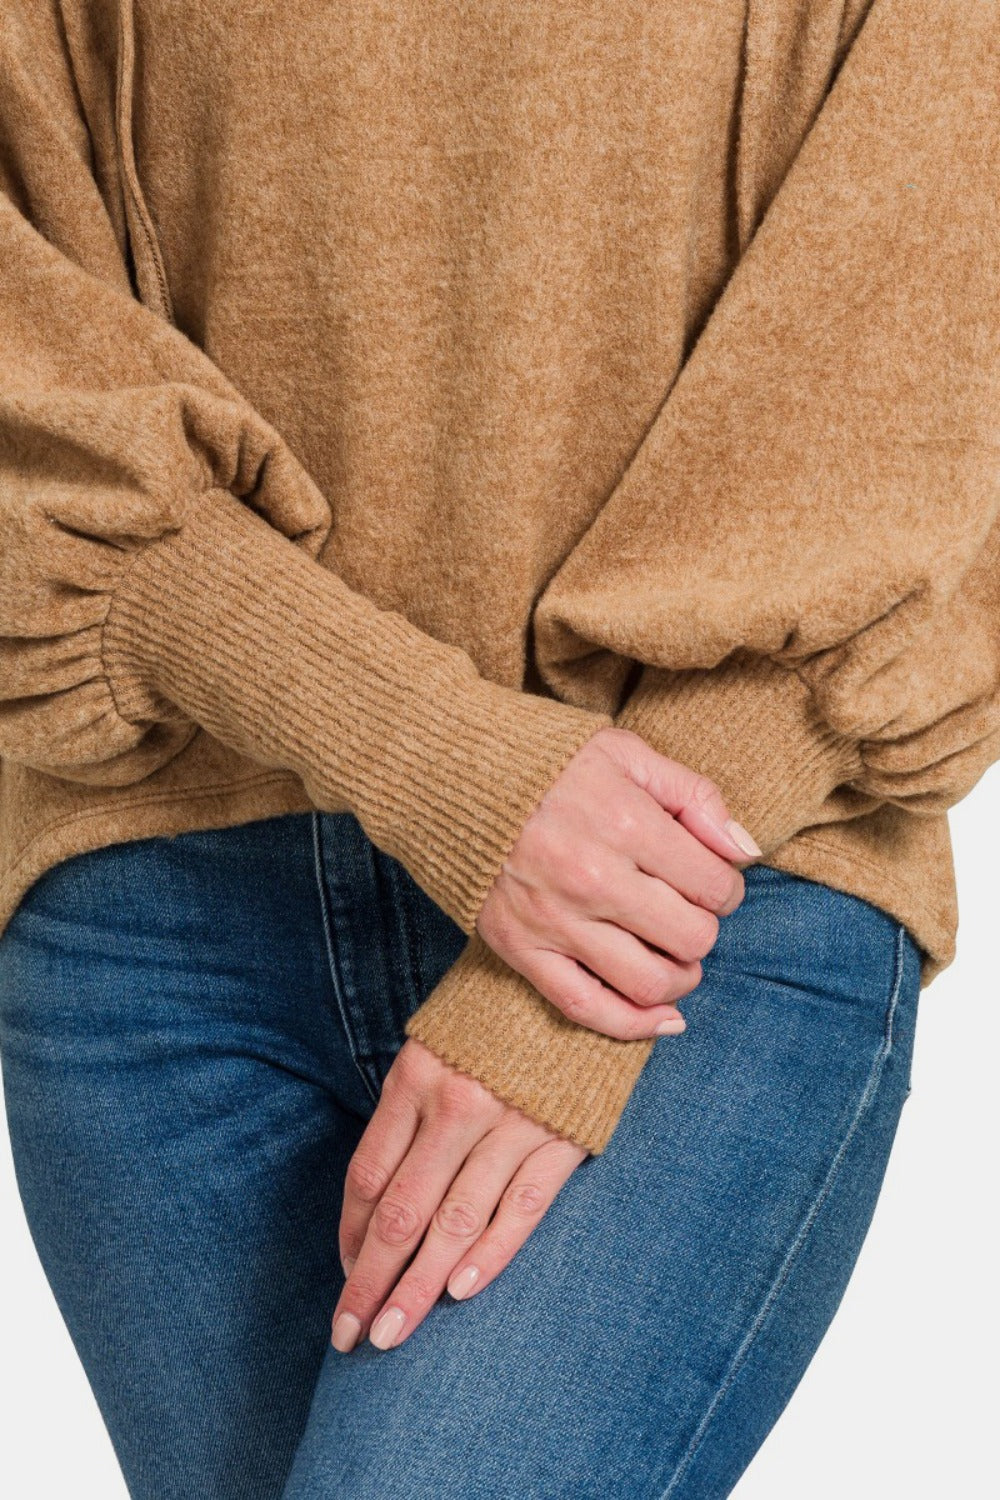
[475, 726, 761, 1040]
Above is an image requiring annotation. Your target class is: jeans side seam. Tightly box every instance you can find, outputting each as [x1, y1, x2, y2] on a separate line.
[310, 811, 380, 1107]
[656, 921, 909, 1500]
[377, 853, 428, 1020]
[883, 922, 907, 1058]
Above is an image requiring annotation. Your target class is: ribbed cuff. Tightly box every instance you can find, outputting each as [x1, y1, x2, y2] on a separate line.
[409, 651, 870, 1158]
[101, 484, 613, 934]
[614, 650, 867, 856]
[405, 932, 653, 1155]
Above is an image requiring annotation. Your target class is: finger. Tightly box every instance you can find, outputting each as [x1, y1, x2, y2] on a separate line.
[337, 1072, 420, 1279]
[618, 737, 762, 864]
[506, 826, 739, 965]
[559, 906, 717, 1001]
[446, 1136, 585, 1301]
[526, 840, 725, 969]
[594, 786, 747, 917]
[519, 943, 696, 1040]
[365, 1117, 568, 1349]
[599, 856, 742, 957]
[333, 1091, 492, 1350]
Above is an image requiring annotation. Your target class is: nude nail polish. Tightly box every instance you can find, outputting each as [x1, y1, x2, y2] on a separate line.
[725, 818, 762, 857]
[447, 1265, 480, 1300]
[369, 1306, 406, 1350]
[332, 1312, 362, 1353]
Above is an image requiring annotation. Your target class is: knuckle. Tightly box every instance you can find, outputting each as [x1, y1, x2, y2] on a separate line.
[690, 775, 723, 812]
[435, 1075, 484, 1120]
[373, 1192, 422, 1247]
[699, 909, 721, 951]
[433, 1197, 484, 1241]
[396, 1269, 439, 1309]
[702, 865, 740, 913]
[723, 868, 746, 911]
[346, 1152, 391, 1204]
[628, 964, 673, 1009]
[675, 909, 719, 962]
[483, 1229, 517, 1265]
[554, 986, 588, 1024]
[502, 1180, 547, 1218]
[607, 804, 638, 842]
[673, 960, 704, 999]
[630, 1009, 664, 1040]
[341, 1269, 383, 1306]
[562, 856, 606, 904]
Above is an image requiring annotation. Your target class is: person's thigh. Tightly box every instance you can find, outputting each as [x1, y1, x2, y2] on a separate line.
[283, 861, 922, 1500]
[0, 811, 378, 1500]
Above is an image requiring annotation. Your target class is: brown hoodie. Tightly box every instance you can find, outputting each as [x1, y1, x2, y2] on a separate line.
[1, 1, 997, 1153]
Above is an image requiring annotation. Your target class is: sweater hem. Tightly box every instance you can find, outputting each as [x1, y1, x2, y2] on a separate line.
[759, 830, 955, 988]
[0, 770, 316, 943]
[0, 777, 957, 990]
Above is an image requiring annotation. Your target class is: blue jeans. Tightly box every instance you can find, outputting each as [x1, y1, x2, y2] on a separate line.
[0, 810, 921, 1499]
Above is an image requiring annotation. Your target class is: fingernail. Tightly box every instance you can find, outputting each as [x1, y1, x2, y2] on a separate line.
[655, 1017, 686, 1035]
[724, 818, 762, 857]
[369, 1306, 407, 1350]
[331, 1312, 362, 1353]
[341, 1255, 356, 1278]
[447, 1265, 480, 1300]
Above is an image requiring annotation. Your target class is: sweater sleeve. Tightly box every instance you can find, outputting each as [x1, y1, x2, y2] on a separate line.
[532, 0, 1000, 848]
[406, 0, 1000, 1153]
[0, 3, 611, 937]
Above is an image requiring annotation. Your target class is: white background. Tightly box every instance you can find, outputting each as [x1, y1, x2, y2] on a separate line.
[1, 767, 997, 1497]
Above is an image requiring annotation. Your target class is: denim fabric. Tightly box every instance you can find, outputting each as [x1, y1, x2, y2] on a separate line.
[0, 810, 921, 1499]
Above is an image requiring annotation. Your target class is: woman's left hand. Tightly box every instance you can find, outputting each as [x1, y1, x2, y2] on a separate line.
[331, 1036, 589, 1353]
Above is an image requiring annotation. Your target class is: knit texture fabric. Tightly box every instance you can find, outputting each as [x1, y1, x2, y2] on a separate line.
[2, 1, 997, 1152]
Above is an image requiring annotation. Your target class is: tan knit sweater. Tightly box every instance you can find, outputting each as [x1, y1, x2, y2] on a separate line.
[2, 1, 997, 1153]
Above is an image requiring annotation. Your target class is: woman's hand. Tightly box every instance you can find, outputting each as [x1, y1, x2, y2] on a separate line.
[329, 732, 759, 1354]
[331, 1037, 588, 1354]
[475, 725, 760, 1041]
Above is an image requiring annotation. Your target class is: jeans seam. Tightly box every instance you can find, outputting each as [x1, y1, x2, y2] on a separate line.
[378, 854, 428, 1018]
[655, 920, 909, 1500]
[310, 811, 380, 1107]
[883, 922, 907, 1058]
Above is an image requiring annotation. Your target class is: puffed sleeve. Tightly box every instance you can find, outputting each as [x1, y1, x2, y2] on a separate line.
[0, 2, 611, 935]
[404, 0, 1000, 1153]
[532, 0, 1000, 852]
